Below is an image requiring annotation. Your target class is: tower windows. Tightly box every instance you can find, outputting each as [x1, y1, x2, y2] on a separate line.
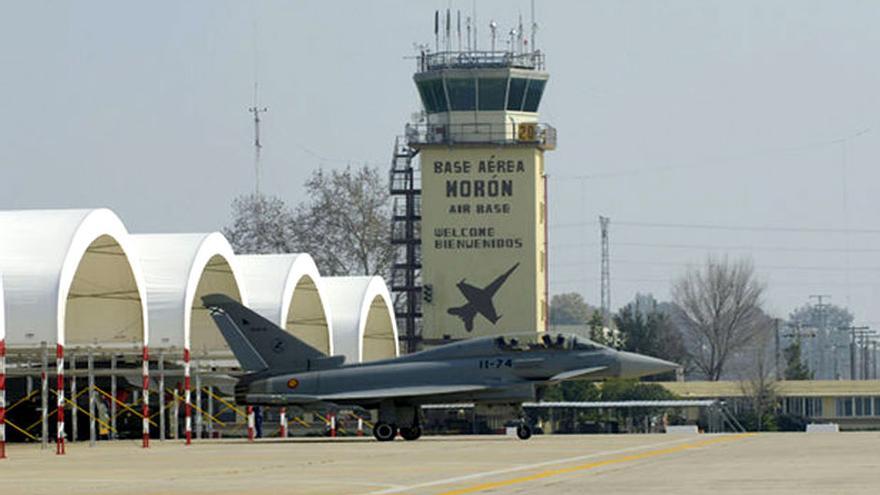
[523, 79, 546, 112]
[446, 78, 476, 111]
[416, 75, 546, 113]
[417, 79, 449, 113]
[478, 78, 507, 110]
[506, 78, 527, 111]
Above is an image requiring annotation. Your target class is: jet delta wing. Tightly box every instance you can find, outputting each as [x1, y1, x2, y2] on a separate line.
[203, 295, 679, 442]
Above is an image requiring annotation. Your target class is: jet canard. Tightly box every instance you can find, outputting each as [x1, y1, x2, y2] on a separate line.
[203, 294, 678, 441]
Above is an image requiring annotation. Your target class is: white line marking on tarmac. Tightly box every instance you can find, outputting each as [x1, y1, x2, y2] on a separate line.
[364, 436, 701, 495]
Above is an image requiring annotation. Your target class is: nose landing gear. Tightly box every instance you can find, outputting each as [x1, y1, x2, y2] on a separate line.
[515, 423, 532, 440]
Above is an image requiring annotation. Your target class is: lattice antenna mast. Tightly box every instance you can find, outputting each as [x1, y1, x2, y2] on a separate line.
[249, 17, 267, 197]
[249, 94, 267, 196]
[600, 216, 611, 328]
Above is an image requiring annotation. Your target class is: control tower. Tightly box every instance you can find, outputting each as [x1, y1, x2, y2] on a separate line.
[391, 13, 556, 350]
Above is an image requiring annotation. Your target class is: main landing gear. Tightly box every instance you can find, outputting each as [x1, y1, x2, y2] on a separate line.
[372, 423, 423, 441]
[373, 422, 397, 442]
[374, 402, 423, 441]
[399, 425, 422, 441]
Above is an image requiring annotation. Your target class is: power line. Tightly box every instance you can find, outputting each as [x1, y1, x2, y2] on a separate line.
[551, 258, 880, 272]
[551, 220, 880, 235]
[552, 128, 871, 182]
[550, 240, 880, 254]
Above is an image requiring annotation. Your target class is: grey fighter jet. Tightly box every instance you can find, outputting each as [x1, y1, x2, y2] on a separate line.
[203, 294, 678, 441]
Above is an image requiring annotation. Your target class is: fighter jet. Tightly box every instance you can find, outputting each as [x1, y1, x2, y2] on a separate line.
[203, 294, 678, 441]
[447, 262, 519, 332]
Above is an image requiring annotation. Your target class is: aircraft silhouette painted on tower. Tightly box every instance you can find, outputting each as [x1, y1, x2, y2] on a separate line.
[447, 262, 519, 332]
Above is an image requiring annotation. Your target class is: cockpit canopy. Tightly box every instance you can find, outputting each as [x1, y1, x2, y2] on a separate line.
[493, 333, 605, 352]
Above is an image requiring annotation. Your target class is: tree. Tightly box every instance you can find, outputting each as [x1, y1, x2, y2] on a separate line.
[739, 322, 778, 431]
[671, 256, 766, 381]
[542, 381, 600, 402]
[614, 296, 687, 377]
[223, 165, 395, 276]
[223, 194, 297, 254]
[587, 309, 611, 345]
[783, 340, 813, 380]
[549, 293, 592, 325]
[788, 302, 853, 331]
[290, 166, 394, 276]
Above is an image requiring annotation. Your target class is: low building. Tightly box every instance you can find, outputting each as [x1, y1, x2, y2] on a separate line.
[659, 380, 880, 430]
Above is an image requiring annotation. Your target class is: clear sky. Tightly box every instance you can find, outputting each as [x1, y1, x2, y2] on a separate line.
[2, 1, 879, 325]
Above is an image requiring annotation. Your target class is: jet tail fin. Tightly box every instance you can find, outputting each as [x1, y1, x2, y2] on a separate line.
[202, 294, 339, 373]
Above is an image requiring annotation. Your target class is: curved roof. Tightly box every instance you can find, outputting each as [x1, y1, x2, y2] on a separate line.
[0, 209, 149, 349]
[322, 276, 399, 363]
[236, 253, 334, 355]
[0, 274, 5, 342]
[129, 233, 246, 353]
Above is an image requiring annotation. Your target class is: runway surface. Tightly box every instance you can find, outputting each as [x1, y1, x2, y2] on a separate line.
[1, 433, 878, 494]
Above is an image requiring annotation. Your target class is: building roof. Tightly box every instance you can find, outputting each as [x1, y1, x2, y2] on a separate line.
[236, 253, 334, 355]
[659, 380, 880, 398]
[129, 232, 246, 354]
[322, 276, 399, 363]
[0, 274, 5, 343]
[0, 208, 148, 350]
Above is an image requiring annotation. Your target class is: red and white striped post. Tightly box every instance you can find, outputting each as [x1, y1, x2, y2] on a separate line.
[246, 406, 255, 441]
[141, 345, 150, 448]
[183, 348, 192, 445]
[0, 337, 7, 459]
[329, 412, 337, 438]
[356, 417, 364, 437]
[55, 344, 65, 455]
[279, 407, 288, 438]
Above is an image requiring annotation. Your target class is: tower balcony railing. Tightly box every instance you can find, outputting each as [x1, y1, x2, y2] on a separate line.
[405, 122, 556, 150]
[418, 50, 545, 72]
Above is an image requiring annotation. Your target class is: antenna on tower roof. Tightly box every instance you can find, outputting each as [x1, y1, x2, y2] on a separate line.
[434, 10, 439, 52]
[531, 0, 538, 51]
[445, 9, 451, 51]
[518, 13, 524, 54]
[473, 0, 478, 50]
[457, 10, 461, 51]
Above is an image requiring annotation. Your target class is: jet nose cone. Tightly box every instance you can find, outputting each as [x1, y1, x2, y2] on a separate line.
[617, 351, 679, 379]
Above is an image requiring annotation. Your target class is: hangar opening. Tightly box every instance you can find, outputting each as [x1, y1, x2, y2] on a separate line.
[190, 254, 243, 358]
[286, 274, 331, 355]
[64, 234, 144, 349]
[361, 294, 397, 362]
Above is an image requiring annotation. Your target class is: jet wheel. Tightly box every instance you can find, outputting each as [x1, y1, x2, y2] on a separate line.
[516, 424, 532, 440]
[400, 426, 422, 441]
[373, 422, 397, 442]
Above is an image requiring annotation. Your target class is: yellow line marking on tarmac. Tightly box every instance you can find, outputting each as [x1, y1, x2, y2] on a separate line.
[433, 433, 755, 495]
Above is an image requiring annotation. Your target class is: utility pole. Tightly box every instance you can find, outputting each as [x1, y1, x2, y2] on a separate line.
[599, 216, 611, 329]
[871, 340, 877, 380]
[840, 326, 870, 379]
[774, 318, 782, 380]
[808, 295, 831, 379]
